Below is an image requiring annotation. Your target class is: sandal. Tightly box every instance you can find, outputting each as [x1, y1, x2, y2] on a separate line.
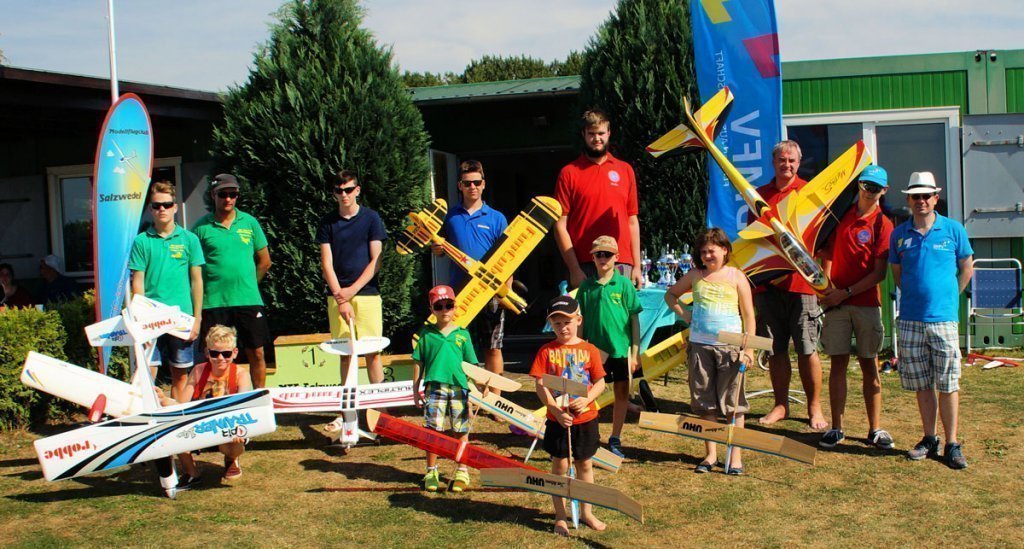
[694, 461, 714, 474]
[726, 466, 744, 476]
[323, 416, 346, 433]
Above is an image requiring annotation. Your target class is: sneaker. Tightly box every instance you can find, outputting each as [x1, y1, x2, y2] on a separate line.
[880, 361, 893, 374]
[176, 474, 202, 492]
[450, 468, 471, 492]
[608, 436, 625, 458]
[907, 435, 940, 461]
[868, 429, 895, 450]
[944, 442, 968, 470]
[819, 429, 845, 448]
[224, 457, 242, 479]
[423, 468, 440, 492]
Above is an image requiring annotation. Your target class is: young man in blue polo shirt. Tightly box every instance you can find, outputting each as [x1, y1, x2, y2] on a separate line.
[889, 171, 973, 469]
[431, 160, 510, 394]
[317, 170, 388, 434]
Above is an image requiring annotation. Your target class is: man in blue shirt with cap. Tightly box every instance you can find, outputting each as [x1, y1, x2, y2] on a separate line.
[431, 160, 510, 394]
[889, 171, 973, 469]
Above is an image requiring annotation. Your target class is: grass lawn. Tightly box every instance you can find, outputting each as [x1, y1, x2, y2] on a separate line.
[2, 355, 1022, 547]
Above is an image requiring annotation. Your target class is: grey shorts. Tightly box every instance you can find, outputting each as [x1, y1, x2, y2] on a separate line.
[821, 306, 884, 358]
[897, 320, 962, 393]
[687, 342, 749, 415]
[754, 286, 821, 356]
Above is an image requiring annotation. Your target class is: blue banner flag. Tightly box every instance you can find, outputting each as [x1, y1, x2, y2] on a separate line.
[690, 0, 782, 239]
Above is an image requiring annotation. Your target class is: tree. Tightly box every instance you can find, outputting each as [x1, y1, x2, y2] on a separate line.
[462, 55, 554, 83]
[210, 0, 431, 341]
[578, 0, 706, 255]
[551, 50, 584, 76]
[401, 70, 459, 88]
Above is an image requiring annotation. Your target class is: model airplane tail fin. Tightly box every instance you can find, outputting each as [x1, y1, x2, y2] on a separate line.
[646, 87, 733, 158]
[396, 199, 447, 255]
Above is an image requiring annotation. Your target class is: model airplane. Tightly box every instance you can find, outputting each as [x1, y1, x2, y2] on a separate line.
[397, 196, 562, 329]
[366, 408, 539, 472]
[480, 468, 643, 523]
[647, 86, 873, 292]
[21, 296, 277, 497]
[638, 411, 816, 465]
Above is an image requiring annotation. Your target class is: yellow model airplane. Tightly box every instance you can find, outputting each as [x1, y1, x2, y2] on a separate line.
[397, 196, 562, 329]
[647, 87, 873, 292]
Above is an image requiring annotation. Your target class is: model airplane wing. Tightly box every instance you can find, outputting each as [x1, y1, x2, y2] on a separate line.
[463, 362, 522, 392]
[21, 352, 146, 418]
[646, 87, 734, 158]
[34, 390, 277, 481]
[367, 409, 539, 471]
[267, 381, 420, 413]
[396, 198, 447, 255]
[727, 236, 799, 288]
[481, 468, 643, 523]
[85, 295, 194, 346]
[638, 412, 816, 465]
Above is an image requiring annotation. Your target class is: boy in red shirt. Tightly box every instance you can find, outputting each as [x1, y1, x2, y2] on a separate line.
[530, 296, 607, 536]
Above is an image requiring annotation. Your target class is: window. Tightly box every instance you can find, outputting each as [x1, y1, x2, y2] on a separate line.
[47, 158, 182, 280]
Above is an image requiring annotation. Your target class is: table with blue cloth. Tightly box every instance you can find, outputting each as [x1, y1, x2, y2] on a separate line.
[543, 286, 680, 352]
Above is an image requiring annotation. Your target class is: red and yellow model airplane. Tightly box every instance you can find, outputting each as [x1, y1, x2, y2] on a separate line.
[646, 86, 873, 293]
[397, 196, 562, 328]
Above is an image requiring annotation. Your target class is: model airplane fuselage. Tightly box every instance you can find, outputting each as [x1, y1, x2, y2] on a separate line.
[647, 87, 872, 293]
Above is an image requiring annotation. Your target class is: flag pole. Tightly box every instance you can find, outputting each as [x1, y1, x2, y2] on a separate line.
[106, 0, 119, 103]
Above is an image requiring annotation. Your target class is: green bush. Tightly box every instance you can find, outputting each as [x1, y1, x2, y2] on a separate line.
[50, 290, 130, 381]
[0, 307, 69, 429]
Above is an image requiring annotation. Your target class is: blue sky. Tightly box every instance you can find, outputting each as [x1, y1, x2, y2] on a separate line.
[0, 0, 1019, 92]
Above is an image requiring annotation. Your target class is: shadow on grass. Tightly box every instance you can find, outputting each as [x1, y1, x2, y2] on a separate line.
[299, 458, 422, 484]
[386, 491, 553, 533]
[0, 457, 40, 468]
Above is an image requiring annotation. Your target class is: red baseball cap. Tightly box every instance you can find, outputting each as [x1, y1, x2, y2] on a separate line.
[428, 285, 456, 306]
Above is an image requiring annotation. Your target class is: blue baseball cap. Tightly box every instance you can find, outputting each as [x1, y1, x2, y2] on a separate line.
[858, 165, 888, 187]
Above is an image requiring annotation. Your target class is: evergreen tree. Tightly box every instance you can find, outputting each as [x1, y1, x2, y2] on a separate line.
[211, 0, 430, 341]
[462, 54, 554, 83]
[551, 50, 584, 76]
[578, 0, 706, 255]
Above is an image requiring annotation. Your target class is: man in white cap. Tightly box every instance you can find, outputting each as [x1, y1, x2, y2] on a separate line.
[38, 254, 80, 305]
[888, 171, 973, 469]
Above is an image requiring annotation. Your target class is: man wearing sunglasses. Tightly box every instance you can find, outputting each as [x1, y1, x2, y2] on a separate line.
[129, 181, 204, 400]
[554, 109, 643, 290]
[192, 173, 273, 388]
[817, 165, 895, 451]
[431, 160, 509, 394]
[316, 170, 388, 391]
[889, 171, 973, 469]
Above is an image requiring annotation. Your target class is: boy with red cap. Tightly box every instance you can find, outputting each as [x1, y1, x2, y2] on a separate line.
[412, 285, 479, 492]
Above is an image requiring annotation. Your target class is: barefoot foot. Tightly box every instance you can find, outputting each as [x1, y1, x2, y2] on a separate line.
[758, 405, 789, 425]
[554, 520, 571, 537]
[583, 514, 607, 531]
[809, 413, 828, 430]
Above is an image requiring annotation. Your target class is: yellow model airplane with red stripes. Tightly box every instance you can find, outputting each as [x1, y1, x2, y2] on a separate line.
[647, 86, 873, 293]
[397, 196, 562, 330]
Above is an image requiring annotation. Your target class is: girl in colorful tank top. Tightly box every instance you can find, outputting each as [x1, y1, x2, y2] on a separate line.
[664, 228, 756, 475]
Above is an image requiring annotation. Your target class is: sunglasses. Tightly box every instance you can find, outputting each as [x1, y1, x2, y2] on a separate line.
[859, 183, 884, 194]
[208, 349, 233, 358]
[217, 191, 239, 199]
[593, 251, 615, 259]
[910, 193, 937, 201]
[334, 185, 359, 195]
[432, 301, 456, 312]
[150, 201, 174, 210]
[460, 179, 484, 187]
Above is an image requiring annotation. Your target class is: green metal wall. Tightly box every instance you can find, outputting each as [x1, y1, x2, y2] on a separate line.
[784, 72, 968, 115]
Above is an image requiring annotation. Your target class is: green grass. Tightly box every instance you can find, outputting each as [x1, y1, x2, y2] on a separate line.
[2, 356, 1022, 547]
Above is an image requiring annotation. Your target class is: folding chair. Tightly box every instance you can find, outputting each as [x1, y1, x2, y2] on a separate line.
[965, 258, 1024, 355]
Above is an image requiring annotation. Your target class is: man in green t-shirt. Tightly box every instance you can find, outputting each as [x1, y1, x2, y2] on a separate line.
[576, 235, 641, 458]
[412, 285, 478, 492]
[191, 174, 273, 388]
[129, 181, 204, 400]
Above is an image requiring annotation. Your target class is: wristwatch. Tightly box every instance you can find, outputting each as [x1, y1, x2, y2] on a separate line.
[844, 287, 853, 298]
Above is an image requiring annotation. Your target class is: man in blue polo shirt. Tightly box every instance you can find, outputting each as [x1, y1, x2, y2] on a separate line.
[889, 171, 973, 469]
[431, 160, 509, 394]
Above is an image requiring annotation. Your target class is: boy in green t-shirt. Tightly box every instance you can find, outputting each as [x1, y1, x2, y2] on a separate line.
[412, 285, 478, 492]
[575, 235, 641, 458]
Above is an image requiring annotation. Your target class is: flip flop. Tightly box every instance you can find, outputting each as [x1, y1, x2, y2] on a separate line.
[726, 466, 744, 476]
[694, 461, 714, 474]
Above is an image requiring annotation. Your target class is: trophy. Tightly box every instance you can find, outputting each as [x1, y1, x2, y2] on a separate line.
[640, 251, 652, 288]
[656, 248, 675, 286]
[679, 245, 693, 276]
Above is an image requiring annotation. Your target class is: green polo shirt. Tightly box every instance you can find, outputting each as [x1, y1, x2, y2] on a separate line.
[576, 272, 643, 358]
[191, 210, 269, 308]
[128, 225, 205, 314]
[412, 324, 478, 388]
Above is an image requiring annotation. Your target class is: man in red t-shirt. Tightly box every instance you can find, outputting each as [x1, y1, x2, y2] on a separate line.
[753, 140, 828, 430]
[817, 165, 895, 451]
[554, 109, 642, 290]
